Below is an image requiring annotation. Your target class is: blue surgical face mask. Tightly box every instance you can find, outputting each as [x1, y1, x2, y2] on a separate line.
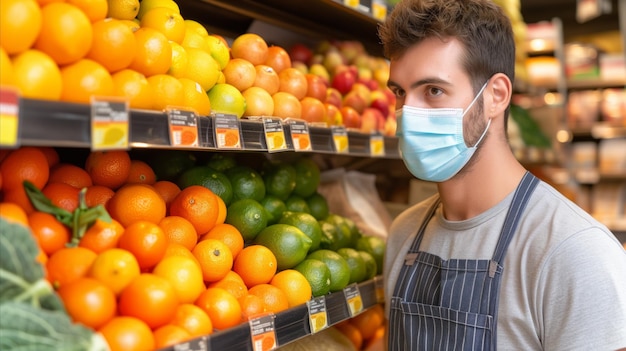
[396, 82, 490, 182]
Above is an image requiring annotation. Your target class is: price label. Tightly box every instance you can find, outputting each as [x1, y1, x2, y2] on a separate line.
[0, 87, 20, 148]
[262, 117, 287, 152]
[331, 125, 349, 153]
[172, 336, 209, 351]
[344, 283, 364, 317]
[287, 120, 312, 151]
[168, 108, 199, 147]
[90, 97, 129, 150]
[214, 113, 242, 149]
[374, 276, 385, 304]
[307, 296, 328, 334]
[370, 134, 385, 157]
[249, 314, 277, 351]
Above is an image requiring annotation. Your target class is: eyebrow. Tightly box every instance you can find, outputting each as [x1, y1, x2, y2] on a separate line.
[387, 77, 453, 90]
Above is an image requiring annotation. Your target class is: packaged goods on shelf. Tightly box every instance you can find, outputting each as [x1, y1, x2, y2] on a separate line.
[599, 53, 626, 82]
[600, 89, 626, 125]
[565, 43, 601, 80]
[568, 90, 602, 128]
[598, 139, 626, 174]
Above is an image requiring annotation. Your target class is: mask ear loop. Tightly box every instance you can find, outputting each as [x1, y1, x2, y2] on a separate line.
[464, 80, 491, 148]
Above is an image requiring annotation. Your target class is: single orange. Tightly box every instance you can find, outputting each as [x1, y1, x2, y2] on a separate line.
[195, 287, 242, 331]
[162, 242, 200, 267]
[11, 49, 63, 100]
[242, 86, 274, 117]
[223, 58, 256, 92]
[2, 186, 36, 215]
[153, 324, 191, 349]
[233, 245, 277, 288]
[247, 283, 289, 314]
[0, 0, 42, 55]
[146, 73, 184, 111]
[84, 185, 115, 208]
[27, 211, 71, 256]
[269, 269, 312, 308]
[199, 223, 244, 259]
[67, 0, 108, 22]
[218, 270, 246, 286]
[98, 316, 155, 351]
[0, 202, 29, 226]
[108, 184, 166, 227]
[79, 218, 125, 254]
[272, 91, 302, 119]
[305, 73, 327, 101]
[60, 58, 114, 104]
[335, 321, 363, 350]
[253, 65, 280, 95]
[118, 273, 179, 329]
[215, 194, 227, 226]
[85, 150, 131, 190]
[278, 67, 308, 100]
[88, 247, 140, 295]
[153, 255, 205, 304]
[192, 238, 233, 282]
[0, 146, 49, 191]
[126, 160, 156, 185]
[170, 303, 213, 338]
[86, 18, 137, 73]
[111, 69, 154, 110]
[140, 7, 185, 44]
[39, 146, 60, 168]
[179, 77, 211, 117]
[265, 45, 291, 74]
[169, 185, 220, 235]
[48, 163, 93, 189]
[42, 182, 81, 213]
[231, 33, 268, 66]
[158, 215, 198, 251]
[57, 277, 117, 329]
[238, 294, 266, 321]
[46, 246, 97, 289]
[117, 220, 167, 270]
[349, 303, 385, 340]
[207, 278, 248, 301]
[129, 27, 172, 77]
[300, 97, 327, 124]
[34, 2, 93, 65]
[152, 180, 181, 209]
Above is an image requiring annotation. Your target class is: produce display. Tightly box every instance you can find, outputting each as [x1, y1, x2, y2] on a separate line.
[0, 146, 386, 350]
[0, 0, 397, 136]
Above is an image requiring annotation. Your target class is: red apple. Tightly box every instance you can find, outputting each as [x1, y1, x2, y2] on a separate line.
[325, 87, 343, 108]
[331, 69, 356, 95]
[369, 90, 390, 118]
[325, 103, 342, 126]
[309, 63, 330, 86]
[340, 106, 361, 129]
[360, 107, 385, 134]
[289, 43, 313, 65]
[305, 74, 328, 101]
[342, 90, 367, 114]
[351, 83, 371, 105]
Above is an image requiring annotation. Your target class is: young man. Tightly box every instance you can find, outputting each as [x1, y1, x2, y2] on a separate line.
[377, 0, 626, 350]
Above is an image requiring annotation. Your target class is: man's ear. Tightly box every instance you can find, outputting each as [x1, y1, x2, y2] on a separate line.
[486, 73, 512, 118]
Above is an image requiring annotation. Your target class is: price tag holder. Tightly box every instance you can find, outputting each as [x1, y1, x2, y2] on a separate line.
[344, 283, 364, 317]
[286, 119, 312, 151]
[249, 313, 277, 351]
[168, 108, 199, 147]
[0, 87, 20, 148]
[90, 97, 129, 150]
[331, 125, 349, 154]
[262, 117, 287, 152]
[213, 113, 242, 149]
[369, 133, 385, 157]
[374, 276, 385, 304]
[172, 336, 209, 351]
[306, 296, 328, 334]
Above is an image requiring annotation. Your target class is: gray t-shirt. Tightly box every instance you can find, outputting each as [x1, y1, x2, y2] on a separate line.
[384, 181, 626, 350]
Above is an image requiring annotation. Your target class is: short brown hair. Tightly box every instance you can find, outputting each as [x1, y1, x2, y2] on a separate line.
[378, 0, 515, 95]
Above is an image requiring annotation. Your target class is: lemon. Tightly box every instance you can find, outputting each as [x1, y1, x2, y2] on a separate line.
[177, 166, 233, 205]
[358, 250, 377, 280]
[0, 47, 14, 85]
[278, 211, 322, 252]
[107, 0, 139, 20]
[226, 166, 266, 202]
[294, 258, 332, 297]
[184, 19, 209, 37]
[337, 248, 366, 284]
[293, 157, 321, 198]
[168, 41, 188, 78]
[207, 83, 246, 118]
[285, 195, 311, 214]
[355, 235, 386, 275]
[206, 35, 230, 70]
[137, 0, 179, 19]
[306, 249, 350, 292]
[263, 163, 296, 201]
[254, 224, 312, 270]
[184, 48, 220, 92]
[225, 198, 269, 241]
[260, 195, 287, 225]
[306, 192, 330, 221]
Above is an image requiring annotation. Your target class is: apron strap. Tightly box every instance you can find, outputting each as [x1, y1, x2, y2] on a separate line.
[408, 197, 441, 252]
[489, 172, 539, 277]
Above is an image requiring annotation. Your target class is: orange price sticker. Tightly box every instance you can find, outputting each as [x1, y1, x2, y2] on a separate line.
[214, 113, 242, 149]
[249, 314, 277, 351]
[307, 296, 328, 334]
[0, 87, 20, 148]
[90, 97, 129, 150]
[168, 108, 199, 147]
[287, 120, 312, 151]
[344, 283, 364, 317]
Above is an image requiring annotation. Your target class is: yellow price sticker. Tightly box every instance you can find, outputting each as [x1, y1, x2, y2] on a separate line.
[90, 97, 129, 150]
[307, 296, 328, 334]
[344, 283, 364, 317]
[0, 88, 20, 147]
[331, 126, 349, 153]
[370, 134, 385, 157]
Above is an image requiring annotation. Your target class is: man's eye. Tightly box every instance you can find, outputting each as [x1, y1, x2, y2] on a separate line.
[393, 89, 406, 98]
[427, 87, 443, 96]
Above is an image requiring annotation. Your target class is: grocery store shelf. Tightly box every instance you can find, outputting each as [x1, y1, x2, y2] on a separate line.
[14, 98, 400, 159]
[158, 278, 382, 351]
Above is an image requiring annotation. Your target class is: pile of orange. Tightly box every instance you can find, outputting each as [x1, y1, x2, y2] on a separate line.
[0, 146, 314, 350]
[334, 303, 385, 350]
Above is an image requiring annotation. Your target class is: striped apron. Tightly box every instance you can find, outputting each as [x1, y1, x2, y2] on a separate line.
[388, 172, 539, 350]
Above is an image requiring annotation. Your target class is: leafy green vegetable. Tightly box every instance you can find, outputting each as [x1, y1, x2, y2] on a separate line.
[509, 104, 552, 149]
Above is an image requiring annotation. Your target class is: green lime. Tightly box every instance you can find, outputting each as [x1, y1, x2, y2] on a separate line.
[306, 249, 350, 292]
[306, 192, 329, 220]
[319, 215, 351, 251]
[358, 250, 377, 280]
[260, 195, 287, 225]
[226, 166, 266, 202]
[337, 248, 366, 284]
[147, 150, 196, 181]
[278, 211, 322, 252]
[207, 83, 246, 118]
[285, 195, 310, 214]
[225, 198, 269, 241]
[293, 157, 321, 198]
[254, 224, 313, 271]
[294, 258, 332, 297]
[207, 153, 237, 172]
[263, 163, 297, 201]
[177, 166, 233, 205]
[355, 235, 386, 275]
